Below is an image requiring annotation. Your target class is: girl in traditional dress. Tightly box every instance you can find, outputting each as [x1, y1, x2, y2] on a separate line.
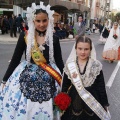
[103, 22, 120, 63]
[0, 2, 64, 120]
[61, 36, 111, 120]
[99, 20, 111, 44]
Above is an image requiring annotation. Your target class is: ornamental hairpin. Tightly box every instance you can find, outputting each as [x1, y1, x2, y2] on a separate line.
[26, 2, 54, 21]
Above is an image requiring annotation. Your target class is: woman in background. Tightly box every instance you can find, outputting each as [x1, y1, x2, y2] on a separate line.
[103, 22, 120, 63]
[99, 20, 111, 44]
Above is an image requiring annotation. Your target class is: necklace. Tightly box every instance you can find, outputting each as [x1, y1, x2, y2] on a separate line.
[77, 57, 89, 74]
[35, 29, 46, 37]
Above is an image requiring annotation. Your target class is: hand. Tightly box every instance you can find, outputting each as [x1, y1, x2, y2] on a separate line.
[104, 106, 108, 112]
[1, 83, 6, 90]
[75, 35, 79, 40]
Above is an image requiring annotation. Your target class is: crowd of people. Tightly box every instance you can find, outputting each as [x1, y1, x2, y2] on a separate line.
[1, 1, 120, 120]
[90, 18, 120, 64]
[0, 14, 28, 37]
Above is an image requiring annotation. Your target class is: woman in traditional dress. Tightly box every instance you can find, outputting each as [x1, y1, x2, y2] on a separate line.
[103, 22, 120, 63]
[61, 36, 111, 120]
[99, 20, 111, 44]
[0, 2, 64, 120]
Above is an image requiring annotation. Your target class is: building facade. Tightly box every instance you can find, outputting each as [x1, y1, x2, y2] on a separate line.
[90, 0, 112, 22]
[12, 0, 90, 24]
[0, 0, 13, 17]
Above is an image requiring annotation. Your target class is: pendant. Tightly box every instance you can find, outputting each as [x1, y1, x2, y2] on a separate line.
[31, 47, 41, 62]
[39, 33, 44, 37]
[72, 72, 78, 79]
[39, 45, 45, 51]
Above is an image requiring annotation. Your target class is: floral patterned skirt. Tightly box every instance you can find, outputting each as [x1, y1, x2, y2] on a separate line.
[0, 61, 60, 120]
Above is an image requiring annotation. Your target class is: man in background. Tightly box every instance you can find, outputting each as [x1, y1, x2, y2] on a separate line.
[73, 15, 86, 39]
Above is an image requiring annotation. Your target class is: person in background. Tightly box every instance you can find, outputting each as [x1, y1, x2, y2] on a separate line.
[92, 22, 96, 33]
[1, 15, 6, 34]
[16, 14, 23, 33]
[73, 15, 86, 39]
[20, 21, 28, 33]
[0, 15, 2, 30]
[99, 20, 111, 43]
[9, 14, 17, 37]
[98, 22, 104, 35]
[60, 23, 67, 39]
[103, 22, 120, 63]
[4, 15, 9, 34]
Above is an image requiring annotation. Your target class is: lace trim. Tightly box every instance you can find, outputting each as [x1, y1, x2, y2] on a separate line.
[64, 59, 102, 87]
[19, 63, 56, 103]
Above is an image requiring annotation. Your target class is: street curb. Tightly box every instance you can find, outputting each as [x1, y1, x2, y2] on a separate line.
[0, 38, 75, 43]
[0, 33, 99, 43]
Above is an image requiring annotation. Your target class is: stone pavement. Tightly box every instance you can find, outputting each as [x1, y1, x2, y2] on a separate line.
[0, 33, 19, 43]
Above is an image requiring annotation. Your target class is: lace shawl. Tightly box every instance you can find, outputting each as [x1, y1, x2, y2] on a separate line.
[64, 58, 102, 87]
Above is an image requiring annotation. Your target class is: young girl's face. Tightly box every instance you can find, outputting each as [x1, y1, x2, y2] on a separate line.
[34, 12, 48, 32]
[114, 24, 118, 29]
[76, 42, 91, 60]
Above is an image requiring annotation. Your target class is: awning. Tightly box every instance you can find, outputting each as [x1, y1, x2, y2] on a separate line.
[49, 0, 79, 10]
[79, 4, 90, 12]
[54, 12, 60, 16]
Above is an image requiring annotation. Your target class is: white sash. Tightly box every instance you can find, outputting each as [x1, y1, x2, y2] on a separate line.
[67, 61, 111, 120]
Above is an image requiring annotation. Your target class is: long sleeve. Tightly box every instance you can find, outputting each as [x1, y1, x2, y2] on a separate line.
[3, 32, 26, 82]
[62, 73, 71, 93]
[53, 35, 64, 74]
[95, 70, 109, 107]
[78, 24, 86, 37]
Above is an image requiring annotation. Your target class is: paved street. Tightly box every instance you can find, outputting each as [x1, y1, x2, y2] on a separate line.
[0, 33, 120, 119]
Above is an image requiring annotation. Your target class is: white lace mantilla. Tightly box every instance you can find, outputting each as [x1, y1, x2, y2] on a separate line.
[64, 59, 102, 87]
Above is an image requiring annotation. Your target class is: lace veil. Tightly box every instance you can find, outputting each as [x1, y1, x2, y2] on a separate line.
[26, 2, 54, 63]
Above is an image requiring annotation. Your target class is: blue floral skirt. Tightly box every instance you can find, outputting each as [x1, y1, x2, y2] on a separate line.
[0, 61, 61, 120]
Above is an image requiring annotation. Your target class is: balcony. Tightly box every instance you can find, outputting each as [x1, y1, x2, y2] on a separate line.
[68, 0, 77, 2]
[0, 0, 13, 8]
[0, 0, 13, 5]
[107, 0, 110, 3]
[100, 5, 104, 10]
[96, 2, 100, 7]
[77, 0, 84, 4]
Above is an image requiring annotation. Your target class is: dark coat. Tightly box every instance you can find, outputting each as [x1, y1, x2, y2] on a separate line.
[9, 17, 17, 29]
[61, 62, 109, 120]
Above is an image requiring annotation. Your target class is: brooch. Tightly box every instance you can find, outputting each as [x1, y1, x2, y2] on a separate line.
[72, 72, 78, 79]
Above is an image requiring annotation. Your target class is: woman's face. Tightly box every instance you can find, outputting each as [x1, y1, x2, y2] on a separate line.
[76, 42, 91, 60]
[34, 13, 48, 32]
[114, 24, 118, 29]
[78, 17, 83, 22]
